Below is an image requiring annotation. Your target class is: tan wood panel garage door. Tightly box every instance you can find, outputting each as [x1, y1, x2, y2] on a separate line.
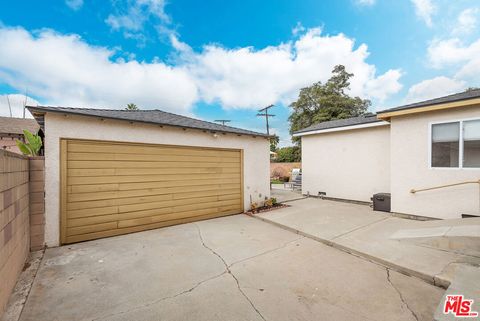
[60, 139, 243, 244]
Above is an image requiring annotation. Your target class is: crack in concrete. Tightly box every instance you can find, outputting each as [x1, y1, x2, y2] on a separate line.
[92, 225, 304, 321]
[195, 224, 267, 321]
[386, 268, 419, 321]
[92, 270, 228, 321]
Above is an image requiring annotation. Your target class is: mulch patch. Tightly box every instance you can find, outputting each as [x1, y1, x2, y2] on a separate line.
[246, 203, 290, 215]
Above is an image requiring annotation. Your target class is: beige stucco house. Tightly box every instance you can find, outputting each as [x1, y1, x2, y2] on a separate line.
[27, 106, 270, 247]
[294, 90, 480, 220]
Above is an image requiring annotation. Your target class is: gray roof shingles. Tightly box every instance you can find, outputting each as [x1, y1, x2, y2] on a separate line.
[378, 88, 480, 114]
[26, 106, 269, 137]
[294, 114, 385, 135]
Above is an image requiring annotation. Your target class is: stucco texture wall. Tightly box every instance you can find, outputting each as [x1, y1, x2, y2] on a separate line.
[390, 106, 480, 219]
[44, 113, 270, 247]
[301, 125, 390, 202]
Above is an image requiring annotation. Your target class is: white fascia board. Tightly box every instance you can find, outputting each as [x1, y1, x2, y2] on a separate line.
[293, 121, 390, 137]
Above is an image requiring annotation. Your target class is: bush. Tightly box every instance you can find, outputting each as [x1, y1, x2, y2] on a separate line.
[271, 166, 288, 178]
[276, 146, 301, 162]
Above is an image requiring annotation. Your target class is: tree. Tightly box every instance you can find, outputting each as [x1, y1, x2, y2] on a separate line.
[465, 87, 480, 92]
[275, 146, 301, 162]
[288, 65, 371, 143]
[126, 103, 139, 110]
[270, 135, 279, 152]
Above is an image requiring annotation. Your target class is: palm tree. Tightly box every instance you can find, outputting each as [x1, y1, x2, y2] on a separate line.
[126, 103, 139, 110]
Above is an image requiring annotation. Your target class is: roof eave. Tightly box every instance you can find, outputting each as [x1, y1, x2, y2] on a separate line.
[377, 97, 480, 120]
[26, 106, 270, 138]
[293, 121, 389, 137]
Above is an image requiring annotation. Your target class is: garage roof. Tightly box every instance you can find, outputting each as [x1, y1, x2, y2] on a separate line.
[27, 106, 270, 137]
[293, 114, 388, 136]
[377, 89, 480, 120]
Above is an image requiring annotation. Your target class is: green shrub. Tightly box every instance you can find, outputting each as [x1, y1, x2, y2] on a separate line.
[16, 130, 42, 156]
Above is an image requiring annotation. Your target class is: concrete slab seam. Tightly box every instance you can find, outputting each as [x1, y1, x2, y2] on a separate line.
[228, 236, 305, 269]
[329, 216, 391, 241]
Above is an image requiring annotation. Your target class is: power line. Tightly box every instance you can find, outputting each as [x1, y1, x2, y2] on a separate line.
[256, 104, 275, 135]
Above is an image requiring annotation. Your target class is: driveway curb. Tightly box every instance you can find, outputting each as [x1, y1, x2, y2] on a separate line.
[251, 214, 450, 289]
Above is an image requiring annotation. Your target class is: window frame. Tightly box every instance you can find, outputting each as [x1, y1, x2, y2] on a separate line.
[429, 117, 480, 170]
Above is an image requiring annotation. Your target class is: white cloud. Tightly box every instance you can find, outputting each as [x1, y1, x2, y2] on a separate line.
[427, 37, 480, 81]
[0, 26, 402, 114]
[407, 35, 480, 104]
[187, 28, 402, 109]
[453, 8, 479, 35]
[365, 69, 403, 102]
[355, 0, 376, 6]
[428, 38, 470, 67]
[106, 0, 169, 34]
[65, 0, 83, 11]
[411, 0, 436, 27]
[0, 26, 198, 113]
[292, 22, 305, 36]
[405, 76, 466, 103]
[0, 94, 39, 118]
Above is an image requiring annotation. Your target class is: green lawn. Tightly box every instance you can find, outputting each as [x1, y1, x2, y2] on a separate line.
[270, 179, 284, 184]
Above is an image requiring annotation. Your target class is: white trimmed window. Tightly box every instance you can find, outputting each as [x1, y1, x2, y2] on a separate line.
[431, 119, 480, 168]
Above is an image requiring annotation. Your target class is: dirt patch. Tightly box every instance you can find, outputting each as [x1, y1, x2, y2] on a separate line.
[246, 204, 290, 215]
[1, 250, 44, 321]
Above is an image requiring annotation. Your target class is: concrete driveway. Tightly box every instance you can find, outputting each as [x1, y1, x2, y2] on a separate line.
[270, 184, 305, 203]
[256, 198, 480, 287]
[19, 215, 443, 321]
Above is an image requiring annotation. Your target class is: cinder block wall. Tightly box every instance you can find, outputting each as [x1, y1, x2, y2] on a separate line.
[0, 150, 30, 314]
[29, 157, 45, 251]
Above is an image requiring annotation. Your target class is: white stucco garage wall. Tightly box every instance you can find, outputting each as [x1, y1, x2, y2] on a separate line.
[43, 113, 270, 246]
[390, 106, 480, 219]
[301, 125, 390, 202]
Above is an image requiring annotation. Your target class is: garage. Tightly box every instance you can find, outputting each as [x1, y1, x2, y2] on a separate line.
[28, 106, 270, 246]
[61, 139, 243, 244]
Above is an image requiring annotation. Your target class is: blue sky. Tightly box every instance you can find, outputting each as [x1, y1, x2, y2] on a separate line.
[1, 0, 480, 145]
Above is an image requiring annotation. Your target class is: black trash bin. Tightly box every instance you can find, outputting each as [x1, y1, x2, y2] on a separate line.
[372, 193, 391, 212]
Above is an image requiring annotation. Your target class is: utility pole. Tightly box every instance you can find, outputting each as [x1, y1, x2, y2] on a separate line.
[23, 89, 28, 118]
[256, 104, 275, 135]
[6, 95, 12, 117]
[214, 119, 231, 126]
